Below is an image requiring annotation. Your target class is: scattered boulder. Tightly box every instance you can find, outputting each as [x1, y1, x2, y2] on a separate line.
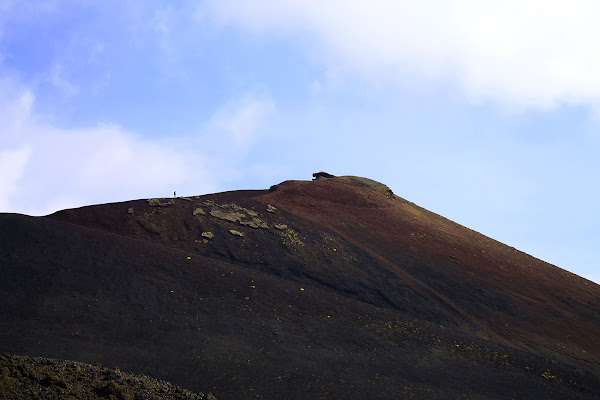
[229, 230, 244, 237]
[193, 208, 206, 216]
[266, 204, 276, 213]
[201, 232, 214, 240]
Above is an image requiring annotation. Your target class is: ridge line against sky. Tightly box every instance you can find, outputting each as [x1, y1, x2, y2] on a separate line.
[1, 1, 599, 284]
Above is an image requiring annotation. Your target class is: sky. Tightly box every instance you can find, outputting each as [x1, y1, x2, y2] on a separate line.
[1, 1, 599, 284]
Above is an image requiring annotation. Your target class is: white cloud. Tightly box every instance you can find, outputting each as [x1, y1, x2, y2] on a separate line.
[202, 0, 600, 111]
[207, 95, 274, 146]
[0, 81, 276, 216]
[0, 147, 31, 211]
[0, 85, 217, 216]
[0, 86, 34, 135]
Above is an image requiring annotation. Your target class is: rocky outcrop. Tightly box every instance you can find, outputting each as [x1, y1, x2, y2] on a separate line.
[0, 353, 216, 400]
[312, 171, 336, 179]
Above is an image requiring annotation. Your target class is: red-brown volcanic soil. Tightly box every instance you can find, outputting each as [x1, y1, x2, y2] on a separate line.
[1, 175, 599, 399]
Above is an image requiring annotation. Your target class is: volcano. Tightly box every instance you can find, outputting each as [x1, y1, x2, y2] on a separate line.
[1, 174, 599, 399]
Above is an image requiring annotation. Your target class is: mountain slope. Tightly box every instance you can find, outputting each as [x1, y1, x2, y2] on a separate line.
[258, 177, 600, 360]
[2, 175, 599, 399]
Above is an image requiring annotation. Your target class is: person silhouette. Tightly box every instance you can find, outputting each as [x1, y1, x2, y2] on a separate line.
[174, 191, 176, 198]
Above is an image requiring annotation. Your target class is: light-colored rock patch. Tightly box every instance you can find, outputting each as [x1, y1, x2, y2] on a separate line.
[208, 203, 269, 229]
[240, 218, 269, 229]
[274, 224, 287, 230]
[229, 230, 244, 237]
[229, 204, 244, 211]
[201, 232, 214, 239]
[193, 208, 206, 216]
[267, 204, 276, 213]
[147, 198, 175, 207]
[210, 209, 246, 223]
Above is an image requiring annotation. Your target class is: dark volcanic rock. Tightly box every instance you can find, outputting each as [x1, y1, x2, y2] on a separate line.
[1, 175, 599, 399]
[0, 353, 215, 399]
[312, 171, 335, 179]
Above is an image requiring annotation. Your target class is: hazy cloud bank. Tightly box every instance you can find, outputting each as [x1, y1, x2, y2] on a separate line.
[202, 0, 600, 112]
[0, 82, 274, 215]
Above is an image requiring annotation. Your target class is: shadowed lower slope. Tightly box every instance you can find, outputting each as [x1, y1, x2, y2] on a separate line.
[2, 175, 600, 399]
[0, 353, 215, 399]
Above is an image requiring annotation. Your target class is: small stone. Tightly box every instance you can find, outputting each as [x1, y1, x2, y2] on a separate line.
[229, 230, 244, 237]
[127, 208, 134, 214]
[201, 232, 214, 239]
[193, 208, 206, 216]
[274, 224, 287, 230]
[267, 204, 276, 213]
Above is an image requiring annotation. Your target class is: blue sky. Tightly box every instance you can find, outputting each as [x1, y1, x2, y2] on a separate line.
[1, 1, 599, 284]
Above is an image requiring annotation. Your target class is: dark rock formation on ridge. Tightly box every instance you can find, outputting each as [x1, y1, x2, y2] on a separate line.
[312, 171, 336, 179]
